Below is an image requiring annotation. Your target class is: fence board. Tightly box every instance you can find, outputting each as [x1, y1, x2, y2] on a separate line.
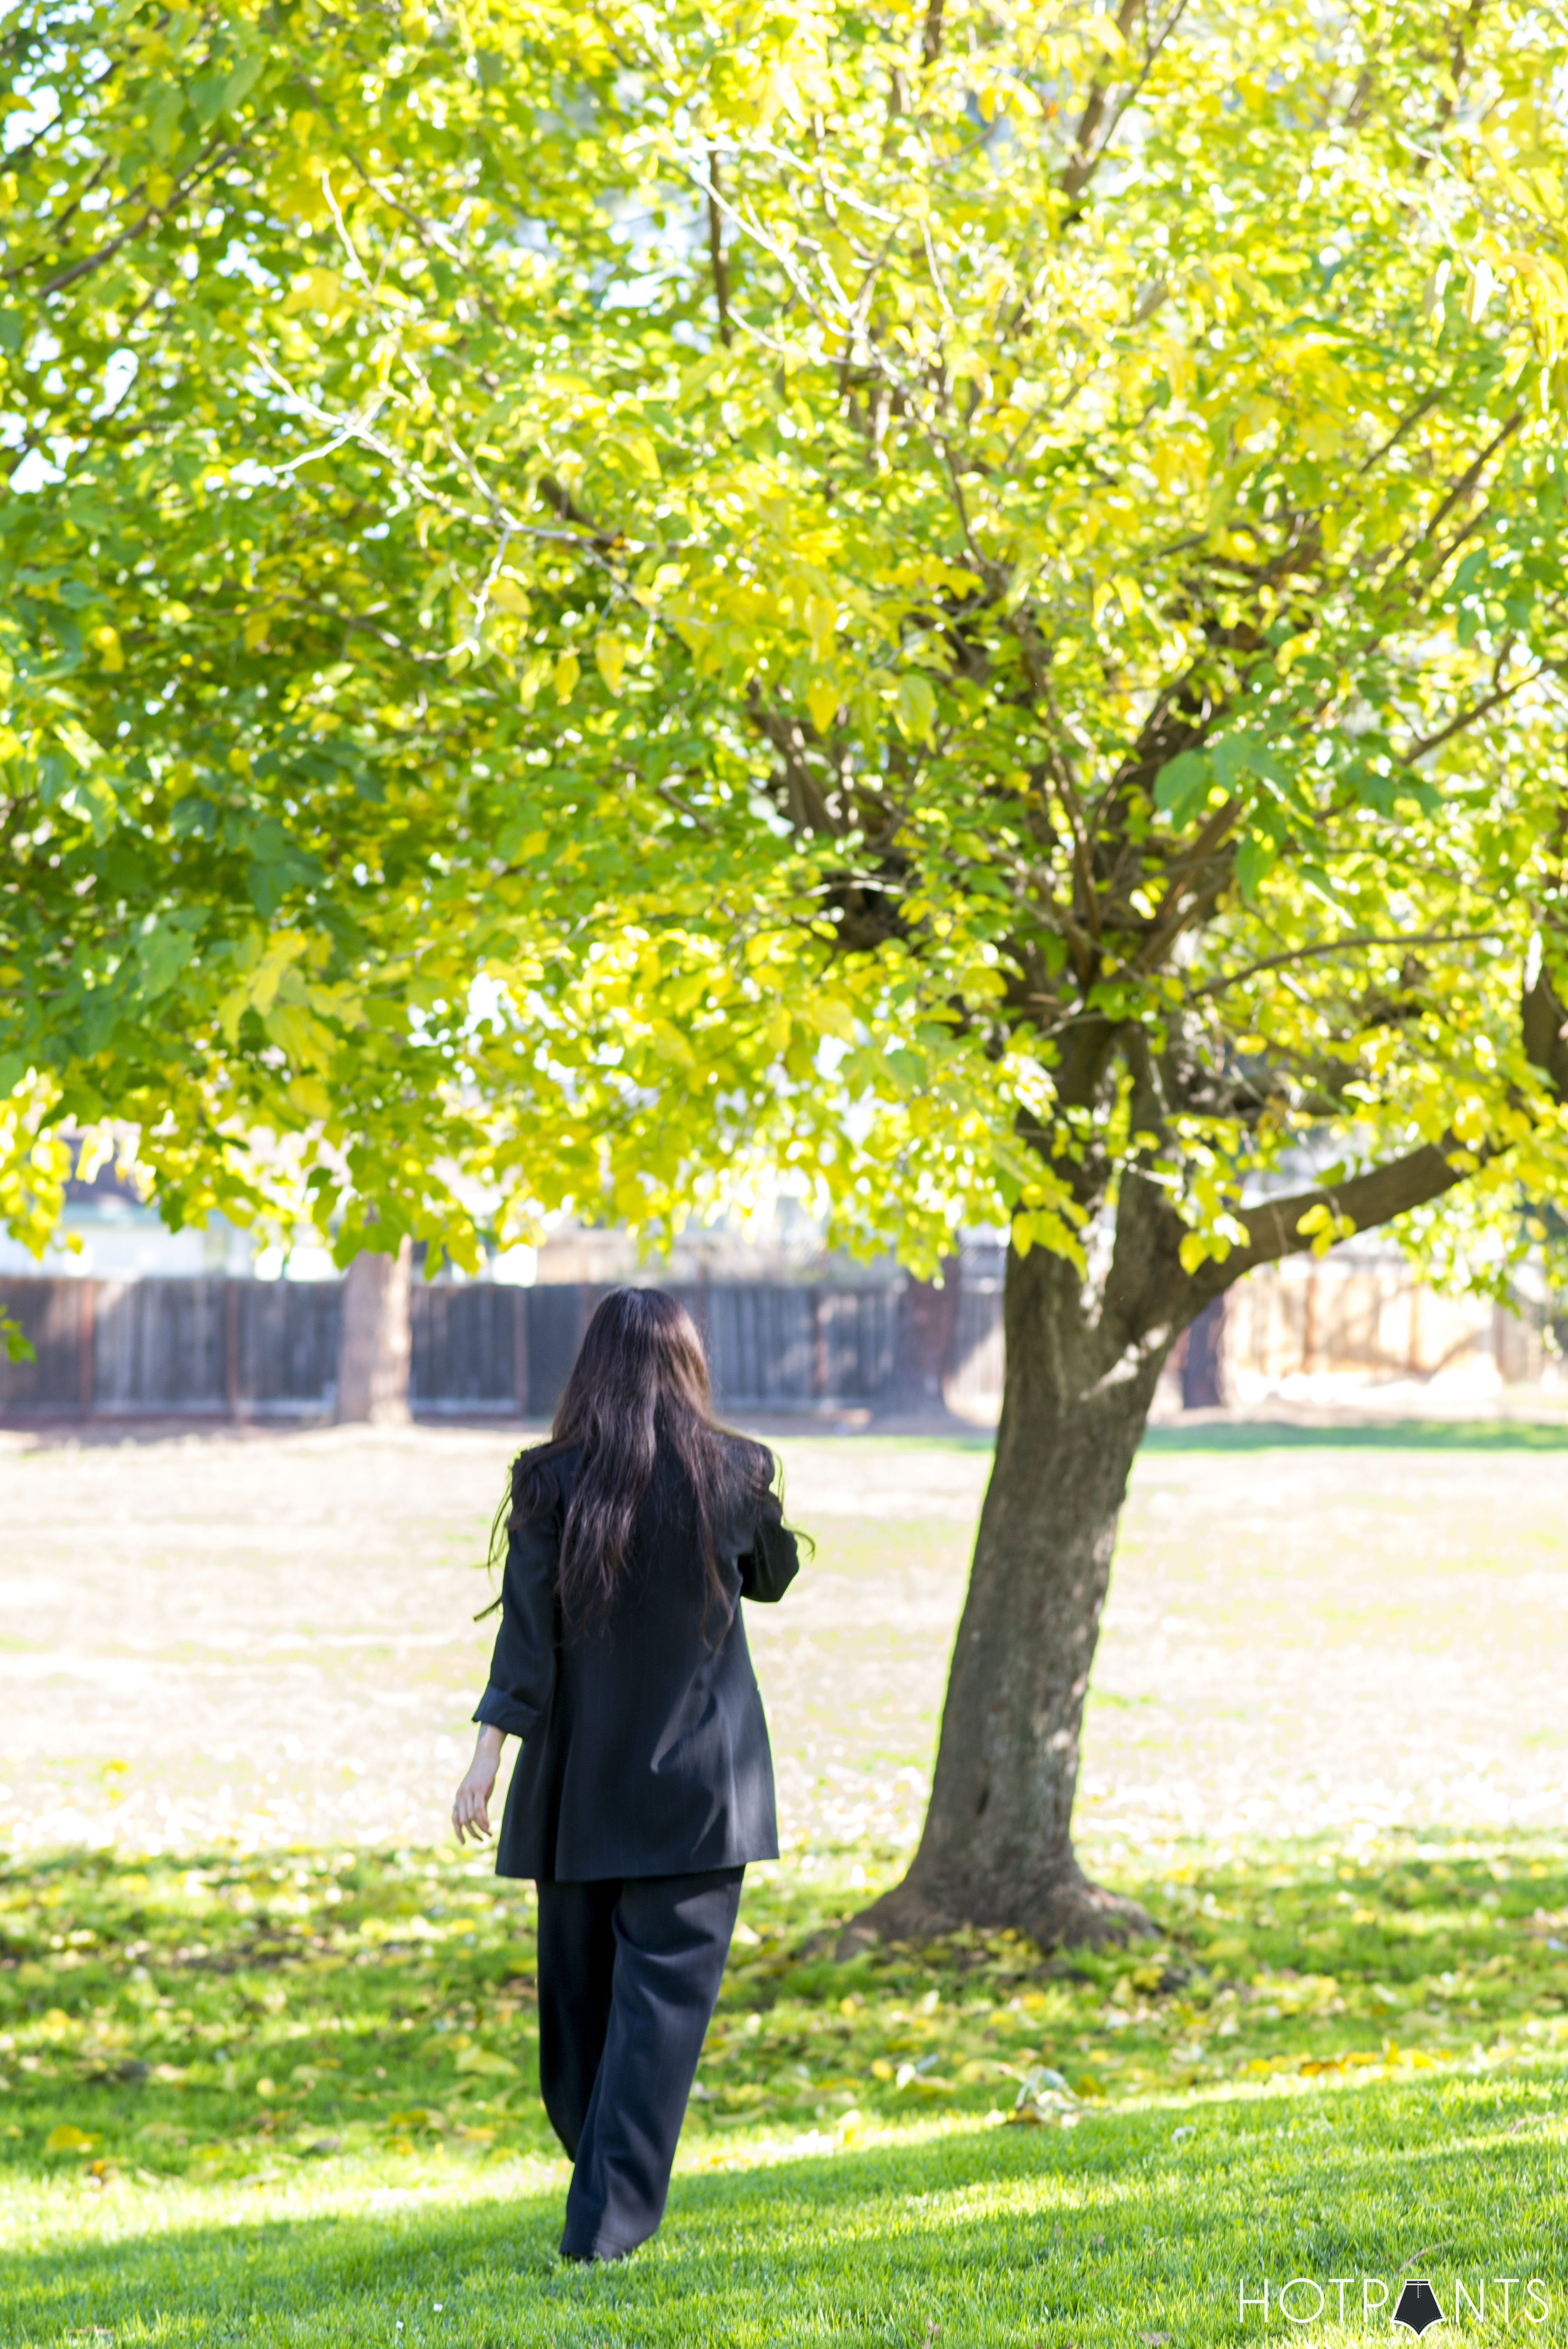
[236, 1281, 340, 1410]
[0, 1276, 921, 1418]
[525, 1286, 590, 1418]
[946, 1281, 1004, 1412]
[701, 1285, 815, 1404]
[93, 1278, 228, 1412]
[0, 1278, 88, 1411]
[410, 1284, 519, 1410]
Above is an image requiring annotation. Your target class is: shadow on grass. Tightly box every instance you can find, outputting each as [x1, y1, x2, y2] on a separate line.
[805, 1416, 1568, 1459]
[2, 2074, 1561, 2349]
[1142, 1416, 1568, 1453]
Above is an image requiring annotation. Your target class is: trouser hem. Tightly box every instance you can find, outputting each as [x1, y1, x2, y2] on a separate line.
[560, 2230, 641, 2263]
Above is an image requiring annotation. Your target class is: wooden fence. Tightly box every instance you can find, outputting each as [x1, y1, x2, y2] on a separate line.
[4, 1255, 1551, 1424]
[0, 1276, 907, 1420]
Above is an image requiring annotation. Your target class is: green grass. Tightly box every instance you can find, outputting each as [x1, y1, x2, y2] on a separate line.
[1140, 1417, 1568, 1453]
[3, 1838, 1567, 2344]
[797, 1417, 1568, 1453]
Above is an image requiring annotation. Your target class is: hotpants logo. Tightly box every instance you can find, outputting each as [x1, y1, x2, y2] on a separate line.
[1239, 2276, 1550, 2330]
[1393, 2282, 1445, 2336]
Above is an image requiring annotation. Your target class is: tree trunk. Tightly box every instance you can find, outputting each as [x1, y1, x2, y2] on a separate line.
[840, 1132, 1470, 1954]
[335, 1242, 413, 1424]
[848, 1229, 1174, 1952]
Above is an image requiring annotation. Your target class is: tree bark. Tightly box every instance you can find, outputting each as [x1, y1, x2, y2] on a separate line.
[335, 1242, 413, 1424]
[848, 1210, 1176, 1954]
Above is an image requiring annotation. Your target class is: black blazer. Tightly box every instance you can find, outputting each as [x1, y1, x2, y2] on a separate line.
[473, 1442, 800, 1882]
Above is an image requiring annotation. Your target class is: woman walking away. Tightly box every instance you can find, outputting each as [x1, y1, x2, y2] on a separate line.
[450, 1287, 801, 2263]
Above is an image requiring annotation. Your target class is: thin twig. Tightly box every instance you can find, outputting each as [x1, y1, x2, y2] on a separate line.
[23, 137, 243, 298]
[1194, 929, 1497, 998]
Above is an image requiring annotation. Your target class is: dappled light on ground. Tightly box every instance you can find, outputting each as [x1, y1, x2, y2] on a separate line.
[2, 1840, 1566, 2343]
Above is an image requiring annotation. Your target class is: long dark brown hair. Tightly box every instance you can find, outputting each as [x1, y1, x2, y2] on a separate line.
[489, 1287, 775, 1633]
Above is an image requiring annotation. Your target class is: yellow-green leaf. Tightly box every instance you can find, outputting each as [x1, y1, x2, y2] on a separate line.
[895, 674, 936, 745]
[805, 676, 840, 733]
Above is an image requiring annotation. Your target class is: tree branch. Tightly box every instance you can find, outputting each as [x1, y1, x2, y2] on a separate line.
[707, 151, 733, 347]
[1376, 412, 1523, 593]
[1060, 0, 1143, 199]
[1217, 1143, 1465, 1287]
[1062, 0, 1188, 203]
[1432, 0, 1486, 137]
[1523, 951, 1568, 1106]
[1194, 928, 1498, 997]
[21, 137, 243, 298]
[1401, 660, 1530, 764]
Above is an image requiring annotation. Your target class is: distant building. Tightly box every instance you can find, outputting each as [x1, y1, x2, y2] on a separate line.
[0, 1158, 254, 1281]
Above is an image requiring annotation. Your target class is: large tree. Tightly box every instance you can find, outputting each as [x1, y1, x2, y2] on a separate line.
[6, 0, 1568, 1941]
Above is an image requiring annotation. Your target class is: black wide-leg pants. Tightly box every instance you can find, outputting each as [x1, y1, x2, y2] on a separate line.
[536, 1866, 743, 2261]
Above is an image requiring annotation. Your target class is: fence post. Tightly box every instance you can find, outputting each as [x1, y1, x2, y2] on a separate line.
[225, 1278, 241, 1418]
[1180, 1294, 1227, 1409]
[521, 1287, 540, 1409]
[811, 1290, 828, 1399]
[78, 1281, 94, 1417]
[890, 1260, 961, 1407]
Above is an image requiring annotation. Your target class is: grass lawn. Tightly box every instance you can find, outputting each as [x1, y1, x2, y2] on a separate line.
[5, 1419, 1568, 2342]
[2, 1834, 1566, 2344]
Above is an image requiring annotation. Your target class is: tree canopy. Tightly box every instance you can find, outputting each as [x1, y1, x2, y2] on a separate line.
[5, 0, 1568, 1294]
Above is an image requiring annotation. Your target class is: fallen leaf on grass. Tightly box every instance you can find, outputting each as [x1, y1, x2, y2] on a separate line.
[44, 2125, 97, 2155]
[1140, 2334, 1171, 2345]
[1009, 2066, 1082, 2127]
[452, 2047, 515, 2078]
[896, 2066, 956, 2095]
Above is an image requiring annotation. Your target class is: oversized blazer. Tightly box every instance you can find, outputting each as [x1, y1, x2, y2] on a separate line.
[473, 1441, 800, 1882]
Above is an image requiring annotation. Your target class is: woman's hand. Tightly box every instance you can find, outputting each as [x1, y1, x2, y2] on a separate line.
[452, 1726, 504, 1845]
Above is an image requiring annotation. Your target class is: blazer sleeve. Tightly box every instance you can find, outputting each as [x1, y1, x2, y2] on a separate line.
[737, 1490, 800, 1605]
[472, 1512, 559, 1741]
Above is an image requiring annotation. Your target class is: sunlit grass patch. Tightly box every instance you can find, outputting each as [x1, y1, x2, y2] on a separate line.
[1, 1836, 1566, 2343]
